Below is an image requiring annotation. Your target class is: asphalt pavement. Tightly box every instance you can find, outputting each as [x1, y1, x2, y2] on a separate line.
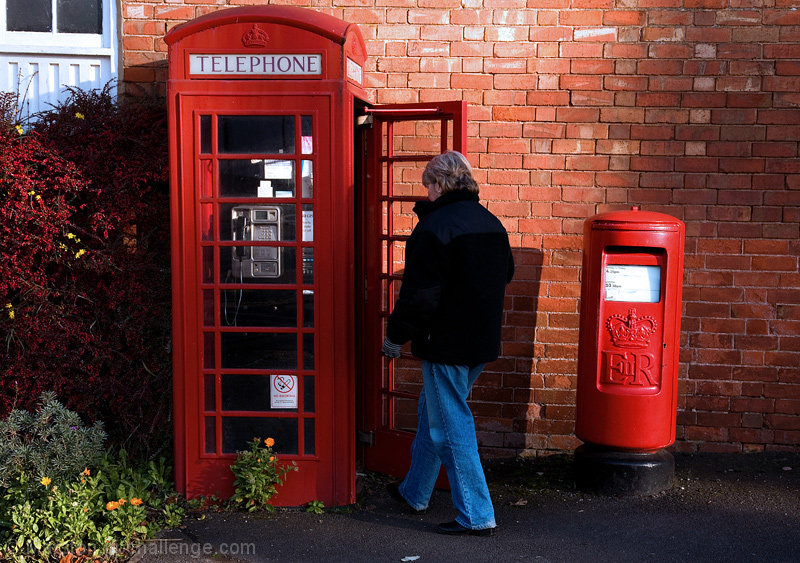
[131, 452, 800, 563]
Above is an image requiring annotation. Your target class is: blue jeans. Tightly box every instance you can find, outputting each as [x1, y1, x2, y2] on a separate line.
[398, 361, 496, 530]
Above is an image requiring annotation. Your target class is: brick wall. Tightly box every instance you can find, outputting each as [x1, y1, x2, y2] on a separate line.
[126, 0, 800, 455]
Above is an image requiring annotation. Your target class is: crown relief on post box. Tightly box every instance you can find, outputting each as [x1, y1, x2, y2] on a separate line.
[606, 309, 658, 349]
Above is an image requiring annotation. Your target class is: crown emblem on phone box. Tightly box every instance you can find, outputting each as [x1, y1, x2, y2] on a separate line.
[242, 25, 269, 48]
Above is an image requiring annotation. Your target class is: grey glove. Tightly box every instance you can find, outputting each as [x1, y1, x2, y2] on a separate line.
[381, 337, 402, 358]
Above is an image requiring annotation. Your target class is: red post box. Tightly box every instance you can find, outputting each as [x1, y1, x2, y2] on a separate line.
[575, 207, 684, 495]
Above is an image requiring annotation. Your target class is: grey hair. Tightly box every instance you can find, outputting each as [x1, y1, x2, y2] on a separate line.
[422, 151, 479, 195]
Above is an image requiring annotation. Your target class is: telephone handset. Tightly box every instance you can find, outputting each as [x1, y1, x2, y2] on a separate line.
[231, 206, 281, 279]
[233, 215, 248, 258]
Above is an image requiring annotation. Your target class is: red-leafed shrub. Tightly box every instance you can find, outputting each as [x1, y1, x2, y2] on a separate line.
[0, 87, 171, 459]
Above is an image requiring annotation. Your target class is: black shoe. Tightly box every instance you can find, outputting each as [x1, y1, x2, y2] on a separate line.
[436, 520, 495, 537]
[386, 482, 426, 515]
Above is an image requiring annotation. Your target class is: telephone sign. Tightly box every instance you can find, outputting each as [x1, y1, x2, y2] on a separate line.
[189, 54, 323, 76]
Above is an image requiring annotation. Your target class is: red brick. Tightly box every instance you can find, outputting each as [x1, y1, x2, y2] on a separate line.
[632, 125, 676, 140]
[638, 60, 684, 75]
[558, 10, 603, 26]
[560, 42, 603, 58]
[712, 109, 759, 125]
[559, 74, 603, 90]
[637, 93, 680, 107]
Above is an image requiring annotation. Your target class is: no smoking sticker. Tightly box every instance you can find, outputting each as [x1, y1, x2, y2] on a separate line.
[270, 374, 298, 409]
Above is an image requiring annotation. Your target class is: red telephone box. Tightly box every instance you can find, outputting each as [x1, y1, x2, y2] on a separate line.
[575, 207, 684, 494]
[167, 6, 467, 506]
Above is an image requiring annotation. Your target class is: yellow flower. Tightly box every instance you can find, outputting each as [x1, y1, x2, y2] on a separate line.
[265, 437, 275, 448]
[15, 125, 23, 135]
[35, 195, 41, 201]
[130, 498, 143, 506]
[106, 501, 119, 510]
[75, 249, 86, 259]
[75, 112, 85, 120]
[40, 477, 51, 487]
[67, 233, 77, 240]
[27, 190, 35, 196]
[5, 304, 13, 320]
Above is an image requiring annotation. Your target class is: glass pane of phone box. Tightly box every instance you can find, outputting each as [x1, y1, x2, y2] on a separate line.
[220, 247, 297, 284]
[222, 417, 298, 455]
[219, 203, 296, 241]
[220, 289, 295, 327]
[221, 332, 297, 369]
[221, 373, 296, 412]
[219, 160, 296, 198]
[218, 116, 295, 155]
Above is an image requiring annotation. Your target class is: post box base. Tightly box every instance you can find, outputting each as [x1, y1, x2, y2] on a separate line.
[574, 445, 674, 496]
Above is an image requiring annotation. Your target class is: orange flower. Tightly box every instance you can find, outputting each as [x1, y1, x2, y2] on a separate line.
[265, 437, 275, 448]
[130, 498, 143, 506]
[81, 468, 91, 476]
[106, 501, 119, 511]
[118, 498, 126, 505]
[269, 456, 275, 462]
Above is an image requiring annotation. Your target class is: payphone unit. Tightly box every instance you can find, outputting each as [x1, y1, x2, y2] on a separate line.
[231, 205, 282, 280]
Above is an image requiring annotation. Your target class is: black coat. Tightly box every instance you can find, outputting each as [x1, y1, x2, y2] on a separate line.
[386, 190, 514, 366]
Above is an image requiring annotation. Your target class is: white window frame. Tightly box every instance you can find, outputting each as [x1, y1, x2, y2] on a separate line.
[0, 0, 116, 55]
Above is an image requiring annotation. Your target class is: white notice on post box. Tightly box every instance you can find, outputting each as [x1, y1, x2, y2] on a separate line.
[270, 374, 298, 409]
[604, 265, 661, 303]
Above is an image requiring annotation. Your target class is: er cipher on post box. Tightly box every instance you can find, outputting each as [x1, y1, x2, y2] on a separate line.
[575, 207, 685, 496]
[167, 5, 469, 507]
